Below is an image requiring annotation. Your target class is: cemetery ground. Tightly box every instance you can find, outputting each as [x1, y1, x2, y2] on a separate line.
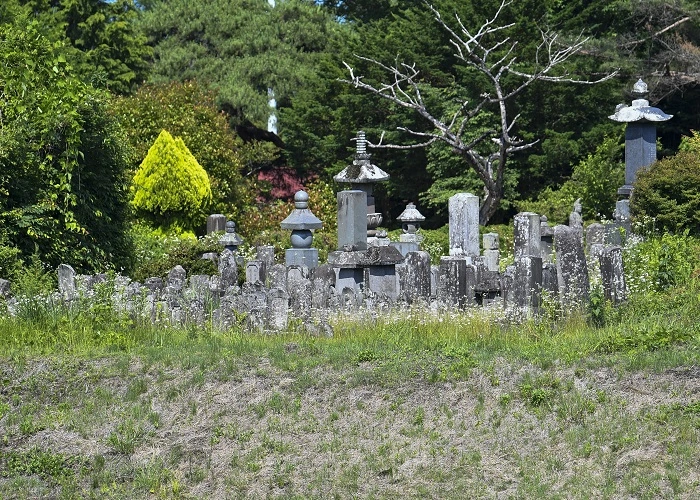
[0, 273, 699, 499]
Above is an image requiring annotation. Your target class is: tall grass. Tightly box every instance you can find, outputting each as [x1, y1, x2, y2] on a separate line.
[0, 233, 698, 375]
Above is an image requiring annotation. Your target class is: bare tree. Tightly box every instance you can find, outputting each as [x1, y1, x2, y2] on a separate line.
[342, 0, 617, 224]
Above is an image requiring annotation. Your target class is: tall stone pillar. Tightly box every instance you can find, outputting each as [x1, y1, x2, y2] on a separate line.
[336, 190, 367, 251]
[448, 193, 480, 258]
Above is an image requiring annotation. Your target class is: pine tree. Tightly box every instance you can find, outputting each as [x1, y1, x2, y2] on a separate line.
[139, 0, 338, 136]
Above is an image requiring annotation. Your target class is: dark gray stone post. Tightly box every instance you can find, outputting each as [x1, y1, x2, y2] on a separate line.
[599, 246, 627, 304]
[336, 190, 368, 251]
[554, 225, 590, 308]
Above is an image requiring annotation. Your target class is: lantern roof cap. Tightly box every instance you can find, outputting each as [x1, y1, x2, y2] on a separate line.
[334, 131, 390, 184]
[609, 79, 672, 123]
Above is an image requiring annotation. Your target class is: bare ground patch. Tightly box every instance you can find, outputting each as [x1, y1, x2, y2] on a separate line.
[1, 355, 699, 498]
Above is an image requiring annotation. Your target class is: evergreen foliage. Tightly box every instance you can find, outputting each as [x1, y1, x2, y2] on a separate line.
[111, 81, 254, 220]
[132, 130, 212, 232]
[284, 0, 625, 225]
[631, 137, 700, 235]
[3, 0, 151, 94]
[138, 0, 338, 131]
[518, 135, 624, 223]
[0, 19, 132, 273]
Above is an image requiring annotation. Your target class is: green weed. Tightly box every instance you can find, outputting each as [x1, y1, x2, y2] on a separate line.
[1, 448, 85, 481]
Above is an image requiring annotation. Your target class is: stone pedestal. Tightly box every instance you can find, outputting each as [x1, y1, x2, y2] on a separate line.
[335, 267, 364, 295]
[328, 245, 404, 298]
[285, 248, 319, 269]
[615, 199, 632, 235]
[364, 266, 399, 300]
[390, 241, 420, 257]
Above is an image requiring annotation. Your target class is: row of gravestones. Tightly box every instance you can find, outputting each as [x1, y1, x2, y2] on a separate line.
[0, 195, 626, 332]
[2, 232, 623, 334]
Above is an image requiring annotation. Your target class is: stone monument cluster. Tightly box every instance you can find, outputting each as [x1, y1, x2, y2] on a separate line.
[0, 79, 667, 334]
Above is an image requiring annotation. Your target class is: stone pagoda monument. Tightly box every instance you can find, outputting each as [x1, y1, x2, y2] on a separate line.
[334, 131, 390, 246]
[328, 131, 404, 298]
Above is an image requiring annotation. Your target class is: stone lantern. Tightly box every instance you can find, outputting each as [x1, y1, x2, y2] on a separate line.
[218, 220, 244, 285]
[609, 78, 672, 233]
[334, 131, 390, 245]
[396, 202, 425, 242]
[219, 220, 243, 253]
[609, 79, 672, 196]
[389, 202, 426, 257]
[280, 190, 323, 268]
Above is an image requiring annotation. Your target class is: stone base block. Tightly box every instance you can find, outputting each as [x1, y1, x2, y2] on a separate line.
[285, 248, 319, 269]
[390, 241, 420, 257]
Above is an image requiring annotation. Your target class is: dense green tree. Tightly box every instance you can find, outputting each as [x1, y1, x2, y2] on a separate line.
[138, 0, 339, 143]
[320, 0, 619, 224]
[518, 134, 624, 223]
[0, 18, 132, 272]
[110, 81, 260, 222]
[3, 0, 151, 94]
[631, 131, 700, 235]
[287, 0, 700, 227]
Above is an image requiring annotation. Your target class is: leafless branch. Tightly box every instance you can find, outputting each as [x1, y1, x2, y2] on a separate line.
[341, 0, 618, 224]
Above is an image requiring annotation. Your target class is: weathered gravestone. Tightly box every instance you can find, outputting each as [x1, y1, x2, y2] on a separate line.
[449, 193, 479, 258]
[311, 264, 336, 310]
[267, 287, 289, 330]
[482, 233, 500, 272]
[57, 264, 77, 300]
[554, 225, 590, 308]
[599, 246, 627, 304]
[245, 261, 266, 285]
[437, 256, 475, 308]
[397, 251, 431, 303]
[206, 214, 227, 235]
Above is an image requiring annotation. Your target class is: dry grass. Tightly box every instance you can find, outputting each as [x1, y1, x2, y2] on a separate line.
[1, 344, 699, 499]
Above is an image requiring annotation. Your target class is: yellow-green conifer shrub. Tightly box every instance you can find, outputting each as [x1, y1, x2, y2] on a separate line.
[132, 130, 212, 231]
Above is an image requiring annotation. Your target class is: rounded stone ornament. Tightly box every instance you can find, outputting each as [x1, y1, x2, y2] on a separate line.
[290, 229, 313, 249]
[294, 190, 309, 208]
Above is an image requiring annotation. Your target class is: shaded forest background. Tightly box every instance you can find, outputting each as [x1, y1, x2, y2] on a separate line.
[1, 0, 700, 276]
